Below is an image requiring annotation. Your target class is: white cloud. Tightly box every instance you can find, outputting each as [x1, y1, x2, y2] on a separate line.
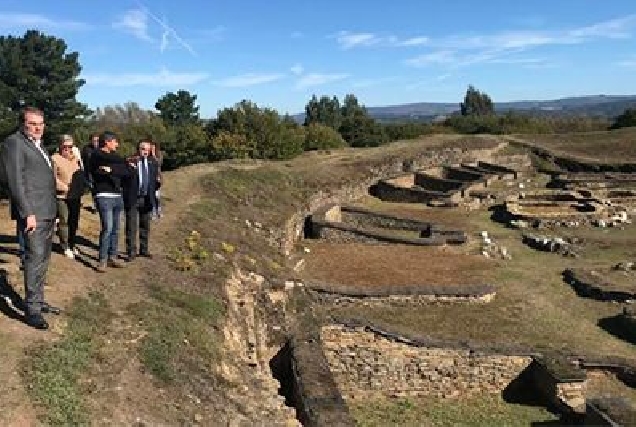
[290, 63, 304, 75]
[113, 9, 152, 42]
[334, 31, 380, 49]
[405, 50, 458, 67]
[213, 73, 284, 88]
[112, 7, 197, 56]
[142, 6, 197, 56]
[295, 73, 349, 89]
[0, 12, 89, 30]
[291, 31, 304, 39]
[569, 14, 636, 39]
[333, 31, 428, 49]
[404, 14, 636, 70]
[352, 76, 399, 88]
[83, 69, 209, 87]
[618, 56, 636, 68]
[395, 36, 429, 47]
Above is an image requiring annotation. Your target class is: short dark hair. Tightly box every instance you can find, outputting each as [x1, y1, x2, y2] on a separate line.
[90, 132, 100, 140]
[19, 106, 44, 124]
[98, 131, 117, 148]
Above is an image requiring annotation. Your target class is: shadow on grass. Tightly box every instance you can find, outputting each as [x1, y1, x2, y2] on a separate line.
[0, 269, 25, 321]
[598, 314, 636, 345]
[488, 204, 519, 228]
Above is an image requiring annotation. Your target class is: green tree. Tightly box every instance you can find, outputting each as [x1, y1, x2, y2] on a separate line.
[460, 85, 494, 116]
[211, 131, 255, 160]
[207, 100, 306, 160]
[304, 123, 347, 150]
[0, 30, 90, 147]
[610, 107, 636, 129]
[154, 90, 200, 127]
[338, 94, 387, 147]
[303, 95, 342, 130]
[162, 122, 209, 169]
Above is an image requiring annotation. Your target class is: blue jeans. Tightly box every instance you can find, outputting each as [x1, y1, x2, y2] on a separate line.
[96, 196, 123, 262]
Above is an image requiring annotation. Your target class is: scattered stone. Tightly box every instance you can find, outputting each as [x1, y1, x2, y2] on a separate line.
[510, 219, 530, 229]
[612, 261, 635, 272]
[293, 259, 306, 272]
[522, 233, 580, 257]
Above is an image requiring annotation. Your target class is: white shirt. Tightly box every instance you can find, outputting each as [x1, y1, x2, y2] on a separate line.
[32, 139, 52, 168]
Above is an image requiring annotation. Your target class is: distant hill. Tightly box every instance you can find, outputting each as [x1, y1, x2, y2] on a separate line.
[295, 95, 636, 123]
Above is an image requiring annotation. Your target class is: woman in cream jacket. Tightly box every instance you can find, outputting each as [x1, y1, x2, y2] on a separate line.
[51, 135, 85, 258]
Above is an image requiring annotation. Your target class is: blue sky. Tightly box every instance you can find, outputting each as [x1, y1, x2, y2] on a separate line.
[1, 0, 636, 117]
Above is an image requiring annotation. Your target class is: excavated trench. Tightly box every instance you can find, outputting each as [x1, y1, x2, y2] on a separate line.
[219, 270, 301, 425]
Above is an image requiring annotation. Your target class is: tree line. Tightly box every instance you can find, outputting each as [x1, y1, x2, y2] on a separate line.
[1, 30, 635, 172]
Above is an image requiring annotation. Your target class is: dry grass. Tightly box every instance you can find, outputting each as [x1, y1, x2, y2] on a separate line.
[302, 243, 492, 287]
[512, 127, 636, 163]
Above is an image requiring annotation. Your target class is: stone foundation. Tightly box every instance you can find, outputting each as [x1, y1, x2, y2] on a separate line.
[309, 204, 467, 246]
[321, 325, 532, 401]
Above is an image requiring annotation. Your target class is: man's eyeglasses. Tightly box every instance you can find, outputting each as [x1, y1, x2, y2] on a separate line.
[26, 121, 45, 127]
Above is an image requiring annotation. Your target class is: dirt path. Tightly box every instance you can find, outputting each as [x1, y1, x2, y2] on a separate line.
[0, 162, 222, 426]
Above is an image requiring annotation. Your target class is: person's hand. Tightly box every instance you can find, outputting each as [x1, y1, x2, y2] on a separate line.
[99, 166, 111, 173]
[25, 215, 36, 234]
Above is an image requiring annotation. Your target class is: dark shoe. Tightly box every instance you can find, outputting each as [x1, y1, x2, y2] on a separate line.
[107, 258, 125, 268]
[124, 254, 136, 262]
[41, 302, 61, 315]
[25, 313, 49, 330]
[138, 252, 153, 259]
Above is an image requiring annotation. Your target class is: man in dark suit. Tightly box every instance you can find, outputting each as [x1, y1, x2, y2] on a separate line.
[123, 139, 160, 261]
[0, 107, 58, 330]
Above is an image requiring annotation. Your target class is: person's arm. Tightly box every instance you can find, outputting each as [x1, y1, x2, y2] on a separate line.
[1, 136, 32, 218]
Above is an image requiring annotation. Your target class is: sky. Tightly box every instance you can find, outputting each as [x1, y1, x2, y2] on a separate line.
[1, 0, 636, 118]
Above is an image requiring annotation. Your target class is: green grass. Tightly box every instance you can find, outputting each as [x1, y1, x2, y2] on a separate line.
[20, 291, 113, 426]
[350, 395, 559, 427]
[129, 287, 225, 383]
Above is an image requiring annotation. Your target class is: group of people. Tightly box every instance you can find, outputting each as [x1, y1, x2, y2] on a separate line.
[0, 106, 163, 330]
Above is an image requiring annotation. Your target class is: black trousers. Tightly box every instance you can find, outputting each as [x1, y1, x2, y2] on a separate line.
[125, 196, 151, 256]
[24, 218, 54, 316]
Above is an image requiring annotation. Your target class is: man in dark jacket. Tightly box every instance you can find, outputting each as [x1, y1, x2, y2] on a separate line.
[81, 133, 100, 212]
[89, 131, 133, 272]
[122, 139, 160, 261]
[0, 107, 57, 330]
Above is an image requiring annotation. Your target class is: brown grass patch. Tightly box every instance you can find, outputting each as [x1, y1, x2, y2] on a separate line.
[302, 242, 492, 287]
[513, 127, 636, 163]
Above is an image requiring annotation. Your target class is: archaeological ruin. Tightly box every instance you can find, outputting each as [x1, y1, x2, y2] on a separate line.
[258, 140, 636, 426]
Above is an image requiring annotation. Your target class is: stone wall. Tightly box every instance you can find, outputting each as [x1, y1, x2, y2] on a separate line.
[477, 161, 519, 179]
[370, 180, 459, 204]
[339, 206, 432, 231]
[414, 173, 468, 192]
[309, 204, 467, 246]
[308, 282, 496, 306]
[280, 143, 505, 256]
[288, 313, 356, 427]
[441, 166, 488, 183]
[315, 225, 444, 246]
[320, 325, 532, 401]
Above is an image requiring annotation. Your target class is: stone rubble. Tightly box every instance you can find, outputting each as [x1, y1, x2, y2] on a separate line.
[521, 233, 581, 257]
